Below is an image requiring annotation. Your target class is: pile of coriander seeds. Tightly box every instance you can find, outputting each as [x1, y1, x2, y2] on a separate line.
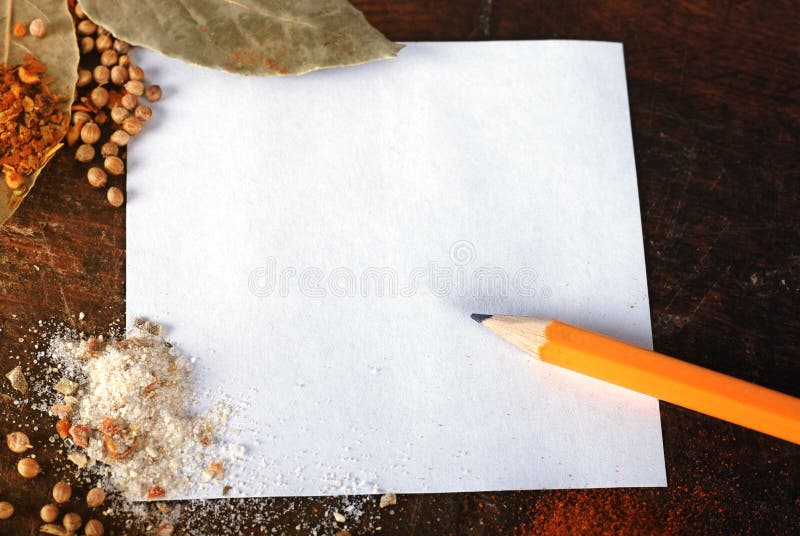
[69, 2, 162, 208]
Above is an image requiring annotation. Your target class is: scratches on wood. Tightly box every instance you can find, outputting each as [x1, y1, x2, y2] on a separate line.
[39, 226, 71, 318]
[469, 0, 494, 39]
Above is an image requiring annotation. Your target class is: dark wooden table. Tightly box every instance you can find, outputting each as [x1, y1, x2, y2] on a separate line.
[2, 1, 798, 534]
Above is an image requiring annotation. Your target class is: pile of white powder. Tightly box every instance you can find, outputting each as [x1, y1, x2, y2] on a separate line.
[47, 323, 233, 501]
[5, 317, 395, 533]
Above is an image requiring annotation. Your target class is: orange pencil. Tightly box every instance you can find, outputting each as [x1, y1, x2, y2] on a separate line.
[471, 314, 800, 445]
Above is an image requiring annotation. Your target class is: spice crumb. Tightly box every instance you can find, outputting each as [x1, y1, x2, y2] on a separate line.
[67, 451, 89, 468]
[54, 377, 78, 395]
[5, 365, 28, 394]
[379, 492, 397, 508]
[12, 22, 26, 38]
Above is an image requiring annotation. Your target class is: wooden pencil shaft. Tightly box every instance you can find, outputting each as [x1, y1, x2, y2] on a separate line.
[478, 315, 800, 445]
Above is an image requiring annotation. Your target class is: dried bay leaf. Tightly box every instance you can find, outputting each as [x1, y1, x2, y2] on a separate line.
[79, 0, 403, 76]
[0, 0, 79, 227]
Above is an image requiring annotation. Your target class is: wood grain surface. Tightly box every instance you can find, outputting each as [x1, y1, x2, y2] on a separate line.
[1, 1, 798, 534]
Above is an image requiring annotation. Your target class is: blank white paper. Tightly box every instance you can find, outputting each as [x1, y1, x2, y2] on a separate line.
[127, 41, 667, 499]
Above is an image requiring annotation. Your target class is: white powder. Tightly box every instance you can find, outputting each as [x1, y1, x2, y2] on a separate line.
[4, 317, 396, 532]
[47, 326, 231, 501]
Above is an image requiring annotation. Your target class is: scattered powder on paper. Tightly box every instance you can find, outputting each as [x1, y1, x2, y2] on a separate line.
[45, 321, 235, 501]
[3, 317, 399, 533]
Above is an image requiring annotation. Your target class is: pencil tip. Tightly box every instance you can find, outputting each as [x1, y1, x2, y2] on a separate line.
[470, 313, 492, 324]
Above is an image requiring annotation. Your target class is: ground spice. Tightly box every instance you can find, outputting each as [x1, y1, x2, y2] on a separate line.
[0, 56, 66, 194]
[47, 323, 233, 501]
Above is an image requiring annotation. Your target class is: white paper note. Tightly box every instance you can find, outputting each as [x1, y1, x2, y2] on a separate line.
[127, 41, 666, 499]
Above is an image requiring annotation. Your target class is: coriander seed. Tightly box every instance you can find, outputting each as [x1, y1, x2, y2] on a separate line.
[95, 110, 109, 125]
[75, 144, 96, 163]
[72, 111, 91, 125]
[75, 2, 86, 18]
[100, 49, 118, 67]
[63, 512, 82, 532]
[0, 502, 13, 520]
[135, 104, 153, 122]
[95, 33, 113, 52]
[40, 523, 68, 535]
[85, 519, 105, 536]
[101, 141, 119, 157]
[93, 65, 110, 85]
[145, 85, 162, 103]
[87, 167, 108, 188]
[118, 54, 131, 67]
[128, 65, 145, 81]
[40, 503, 59, 523]
[104, 156, 125, 176]
[97, 26, 110, 36]
[110, 65, 128, 86]
[77, 69, 92, 88]
[90, 86, 109, 108]
[114, 39, 131, 54]
[110, 105, 130, 124]
[18, 457, 41, 478]
[124, 80, 144, 96]
[110, 129, 130, 146]
[107, 186, 125, 207]
[81, 122, 102, 145]
[77, 19, 97, 35]
[121, 93, 138, 110]
[80, 36, 94, 54]
[122, 116, 143, 136]
[29, 18, 47, 38]
[6, 431, 33, 453]
[53, 481, 72, 504]
[86, 487, 106, 508]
